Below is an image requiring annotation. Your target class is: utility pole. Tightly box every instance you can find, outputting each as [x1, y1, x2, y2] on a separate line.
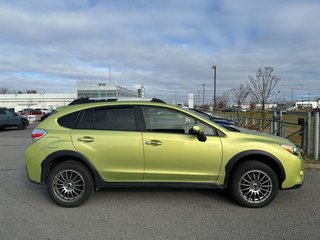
[202, 84, 205, 107]
[212, 66, 217, 112]
[291, 88, 293, 108]
[195, 94, 197, 107]
[108, 65, 111, 84]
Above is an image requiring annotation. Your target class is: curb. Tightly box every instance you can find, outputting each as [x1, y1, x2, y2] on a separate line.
[304, 163, 320, 170]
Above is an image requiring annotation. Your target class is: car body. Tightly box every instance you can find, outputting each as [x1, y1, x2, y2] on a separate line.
[187, 108, 237, 126]
[21, 109, 43, 116]
[0, 107, 29, 130]
[25, 98, 304, 208]
[35, 108, 50, 114]
[40, 109, 56, 121]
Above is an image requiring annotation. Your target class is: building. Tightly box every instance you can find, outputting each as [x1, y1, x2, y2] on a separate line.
[0, 81, 145, 112]
[0, 93, 76, 112]
[77, 81, 145, 98]
[295, 99, 320, 109]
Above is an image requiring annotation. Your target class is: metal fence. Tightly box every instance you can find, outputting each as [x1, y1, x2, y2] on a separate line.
[219, 111, 319, 160]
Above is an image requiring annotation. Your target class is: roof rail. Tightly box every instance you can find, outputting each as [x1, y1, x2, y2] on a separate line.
[68, 97, 166, 105]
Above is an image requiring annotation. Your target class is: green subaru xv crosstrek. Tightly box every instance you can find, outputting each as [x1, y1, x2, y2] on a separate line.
[25, 98, 304, 208]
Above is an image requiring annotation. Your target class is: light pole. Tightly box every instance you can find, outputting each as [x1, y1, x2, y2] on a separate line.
[291, 87, 293, 109]
[212, 66, 217, 112]
[197, 90, 200, 108]
[202, 84, 205, 107]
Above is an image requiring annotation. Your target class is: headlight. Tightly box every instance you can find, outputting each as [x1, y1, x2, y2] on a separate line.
[280, 144, 299, 156]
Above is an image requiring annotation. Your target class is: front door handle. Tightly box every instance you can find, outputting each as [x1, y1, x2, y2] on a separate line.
[77, 136, 95, 143]
[145, 140, 162, 146]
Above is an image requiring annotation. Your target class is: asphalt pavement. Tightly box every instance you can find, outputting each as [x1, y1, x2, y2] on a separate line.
[0, 124, 320, 240]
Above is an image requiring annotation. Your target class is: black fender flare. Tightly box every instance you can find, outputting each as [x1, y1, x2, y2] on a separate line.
[41, 150, 105, 189]
[224, 150, 286, 188]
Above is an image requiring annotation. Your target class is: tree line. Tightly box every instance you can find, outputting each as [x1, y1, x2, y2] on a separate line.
[0, 88, 37, 94]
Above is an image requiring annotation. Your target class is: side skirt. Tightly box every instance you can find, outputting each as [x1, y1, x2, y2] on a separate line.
[96, 182, 224, 191]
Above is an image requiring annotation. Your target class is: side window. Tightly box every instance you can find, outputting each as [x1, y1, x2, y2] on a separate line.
[0, 108, 5, 115]
[142, 106, 196, 134]
[195, 121, 217, 136]
[93, 107, 136, 131]
[58, 111, 80, 129]
[5, 109, 14, 117]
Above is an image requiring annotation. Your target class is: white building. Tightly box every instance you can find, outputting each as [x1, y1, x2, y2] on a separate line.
[0, 81, 145, 112]
[77, 81, 145, 98]
[295, 99, 320, 109]
[0, 93, 76, 112]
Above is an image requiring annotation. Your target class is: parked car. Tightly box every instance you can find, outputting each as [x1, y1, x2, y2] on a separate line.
[25, 98, 304, 208]
[35, 108, 50, 114]
[0, 107, 29, 130]
[21, 109, 43, 116]
[188, 108, 237, 126]
[40, 110, 56, 121]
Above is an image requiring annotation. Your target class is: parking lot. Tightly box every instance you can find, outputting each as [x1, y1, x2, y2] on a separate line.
[1, 124, 320, 240]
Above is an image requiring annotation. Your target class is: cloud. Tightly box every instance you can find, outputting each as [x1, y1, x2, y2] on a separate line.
[0, 0, 319, 103]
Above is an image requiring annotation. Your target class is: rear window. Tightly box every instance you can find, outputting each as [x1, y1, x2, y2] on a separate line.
[57, 111, 80, 129]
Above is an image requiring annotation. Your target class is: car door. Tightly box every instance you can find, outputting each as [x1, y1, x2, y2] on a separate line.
[0, 108, 5, 127]
[141, 106, 223, 182]
[4, 108, 19, 126]
[70, 106, 144, 182]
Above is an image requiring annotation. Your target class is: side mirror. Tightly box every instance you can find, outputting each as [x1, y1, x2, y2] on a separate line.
[190, 125, 207, 142]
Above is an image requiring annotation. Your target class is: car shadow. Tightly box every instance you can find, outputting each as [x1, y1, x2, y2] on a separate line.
[93, 187, 234, 206]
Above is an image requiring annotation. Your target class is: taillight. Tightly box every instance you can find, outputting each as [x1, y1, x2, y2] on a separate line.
[32, 129, 47, 141]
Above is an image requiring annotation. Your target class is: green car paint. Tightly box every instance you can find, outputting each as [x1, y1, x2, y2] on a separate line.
[25, 100, 304, 207]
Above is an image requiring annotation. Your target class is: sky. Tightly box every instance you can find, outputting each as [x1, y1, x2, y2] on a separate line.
[0, 0, 319, 103]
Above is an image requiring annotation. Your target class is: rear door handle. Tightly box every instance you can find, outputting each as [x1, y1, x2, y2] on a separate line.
[77, 136, 95, 143]
[145, 140, 162, 146]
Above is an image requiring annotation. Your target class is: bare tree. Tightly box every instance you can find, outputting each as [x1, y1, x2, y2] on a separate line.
[213, 90, 231, 110]
[229, 84, 250, 122]
[248, 67, 280, 124]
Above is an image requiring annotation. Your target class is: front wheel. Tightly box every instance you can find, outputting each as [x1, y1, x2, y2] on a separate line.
[47, 161, 94, 207]
[229, 161, 279, 208]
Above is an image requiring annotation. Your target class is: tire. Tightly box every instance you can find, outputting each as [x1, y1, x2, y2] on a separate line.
[229, 161, 279, 208]
[18, 120, 27, 129]
[47, 161, 94, 207]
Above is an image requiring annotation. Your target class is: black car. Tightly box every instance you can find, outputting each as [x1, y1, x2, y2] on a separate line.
[40, 110, 57, 121]
[187, 108, 237, 126]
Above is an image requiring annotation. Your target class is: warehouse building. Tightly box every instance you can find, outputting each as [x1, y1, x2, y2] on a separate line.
[0, 80, 145, 112]
[0, 93, 76, 112]
[76, 80, 145, 98]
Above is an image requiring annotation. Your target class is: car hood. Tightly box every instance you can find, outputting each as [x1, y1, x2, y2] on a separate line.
[223, 126, 293, 145]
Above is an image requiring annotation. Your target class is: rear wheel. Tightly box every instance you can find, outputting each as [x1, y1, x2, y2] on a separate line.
[47, 161, 94, 207]
[229, 161, 279, 208]
[18, 120, 27, 129]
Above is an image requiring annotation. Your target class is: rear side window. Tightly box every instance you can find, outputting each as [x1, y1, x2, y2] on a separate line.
[94, 107, 136, 131]
[77, 109, 94, 129]
[58, 111, 80, 129]
[75, 107, 136, 131]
